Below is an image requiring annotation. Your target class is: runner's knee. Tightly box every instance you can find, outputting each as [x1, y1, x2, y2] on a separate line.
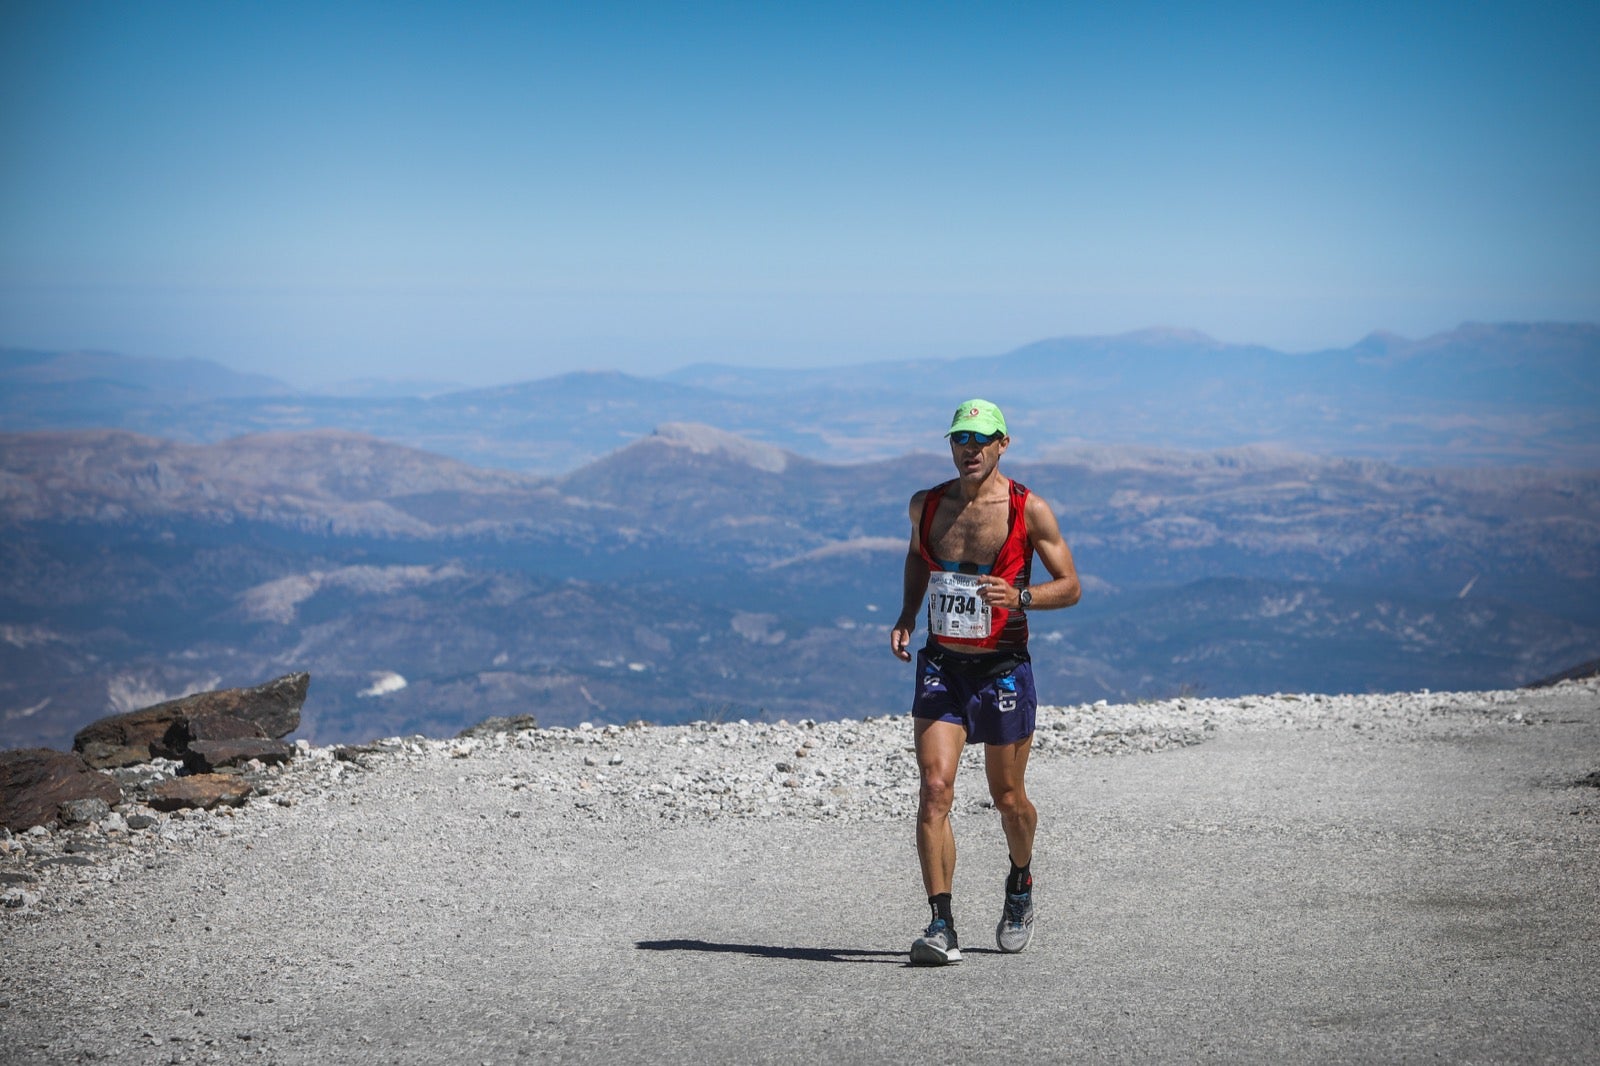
[989, 783, 1032, 818]
[918, 774, 956, 816]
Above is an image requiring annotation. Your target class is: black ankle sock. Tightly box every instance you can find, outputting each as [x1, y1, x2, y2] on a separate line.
[1007, 859, 1032, 896]
[929, 892, 954, 928]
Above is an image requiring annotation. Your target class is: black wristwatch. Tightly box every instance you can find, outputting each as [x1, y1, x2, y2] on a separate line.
[1018, 587, 1033, 609]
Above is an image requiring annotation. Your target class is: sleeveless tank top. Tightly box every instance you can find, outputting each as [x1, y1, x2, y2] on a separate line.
[917, 478, 1033, 653]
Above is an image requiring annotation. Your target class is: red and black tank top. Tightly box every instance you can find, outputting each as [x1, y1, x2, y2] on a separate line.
[917, 478, 1033, 653]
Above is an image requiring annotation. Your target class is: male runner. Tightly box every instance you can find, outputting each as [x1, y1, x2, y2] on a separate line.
[890, 399, 1081, 965]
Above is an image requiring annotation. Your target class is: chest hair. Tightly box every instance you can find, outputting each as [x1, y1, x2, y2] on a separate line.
[928, 492, 1011, 566]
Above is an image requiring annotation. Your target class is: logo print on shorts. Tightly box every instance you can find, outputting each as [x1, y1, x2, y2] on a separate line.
[997, 674, 1017, 713]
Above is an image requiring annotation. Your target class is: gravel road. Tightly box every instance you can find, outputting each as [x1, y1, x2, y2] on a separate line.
[4, 682, 1598, 1064]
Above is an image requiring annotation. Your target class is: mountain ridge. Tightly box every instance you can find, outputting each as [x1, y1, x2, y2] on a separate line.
[4, 322, 1596, 471]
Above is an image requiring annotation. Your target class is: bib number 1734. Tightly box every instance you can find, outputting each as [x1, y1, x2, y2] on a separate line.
[926, 571, 991, 639]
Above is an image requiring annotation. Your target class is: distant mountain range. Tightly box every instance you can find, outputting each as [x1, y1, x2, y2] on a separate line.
[4, 322, 1597, 472]
[3, 422, 1596, 750]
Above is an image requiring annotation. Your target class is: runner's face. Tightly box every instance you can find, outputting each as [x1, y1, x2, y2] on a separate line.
[949, 432, 1007, 480]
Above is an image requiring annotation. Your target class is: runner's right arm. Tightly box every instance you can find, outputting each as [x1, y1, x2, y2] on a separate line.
[891, 491, 930, 662]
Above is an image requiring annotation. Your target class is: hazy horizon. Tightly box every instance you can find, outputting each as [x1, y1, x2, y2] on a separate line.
[3, 2, 1596, 388]
[15, 319, 1593, 398]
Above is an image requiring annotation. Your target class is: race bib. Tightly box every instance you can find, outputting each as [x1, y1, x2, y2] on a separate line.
[926, 571, 991, 639]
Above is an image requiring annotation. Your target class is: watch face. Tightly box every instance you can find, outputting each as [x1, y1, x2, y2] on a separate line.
[1019, 589, 1032, 608]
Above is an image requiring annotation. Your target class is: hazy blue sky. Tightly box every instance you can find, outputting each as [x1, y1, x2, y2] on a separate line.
[2, 1, 1595, 387]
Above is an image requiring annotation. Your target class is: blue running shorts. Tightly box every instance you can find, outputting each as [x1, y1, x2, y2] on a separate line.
[911, 645, 1037, 746]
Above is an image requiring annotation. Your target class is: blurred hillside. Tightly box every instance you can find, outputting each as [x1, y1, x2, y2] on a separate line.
[3, 423, 1595, 748]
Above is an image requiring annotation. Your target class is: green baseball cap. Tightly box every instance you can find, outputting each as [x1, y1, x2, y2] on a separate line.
[947, 398, 1007, 437]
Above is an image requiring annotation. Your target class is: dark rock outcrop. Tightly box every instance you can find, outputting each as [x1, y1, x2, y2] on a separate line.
[73, 673, 309, 768]
[0, 749, 123, 832]
[162, 712, 269, 755]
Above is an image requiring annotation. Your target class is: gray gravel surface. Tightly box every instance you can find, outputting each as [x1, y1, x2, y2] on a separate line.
[4, 682, 1598, 1064]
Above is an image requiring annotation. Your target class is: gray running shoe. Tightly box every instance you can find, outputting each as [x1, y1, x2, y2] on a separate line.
[996, 891, 1035, 953]
[910, 918, 962, 965]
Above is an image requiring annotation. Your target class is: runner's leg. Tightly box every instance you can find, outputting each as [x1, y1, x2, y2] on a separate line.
[984, 735, 1036, 868]
[915, 717, 966, 896]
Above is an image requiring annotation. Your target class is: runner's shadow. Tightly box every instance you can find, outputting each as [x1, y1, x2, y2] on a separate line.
[635, 938, 909, 965]
[636, 938, 1002, 965]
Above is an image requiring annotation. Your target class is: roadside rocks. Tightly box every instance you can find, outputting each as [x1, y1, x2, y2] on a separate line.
[300, 682, 1573, 829]
[72, 672, 309, 769]
[1, 673, 310, 844]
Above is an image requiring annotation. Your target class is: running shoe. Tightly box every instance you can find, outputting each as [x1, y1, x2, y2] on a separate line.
[910, 918, 962, 965]
[995, 890, 1035, 953]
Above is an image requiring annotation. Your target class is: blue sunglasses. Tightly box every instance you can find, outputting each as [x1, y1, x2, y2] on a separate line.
[949, 430, 1004, 446]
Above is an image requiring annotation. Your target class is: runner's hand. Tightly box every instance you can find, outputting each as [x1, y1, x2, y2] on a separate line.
[891, 623, 913, 662]
[976, 574, 1017, 608]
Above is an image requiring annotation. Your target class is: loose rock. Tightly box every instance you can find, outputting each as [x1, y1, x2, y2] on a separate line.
[145, 774, 253, 813]
[182, 739, 294, 774]
[58, 798, 111, 826]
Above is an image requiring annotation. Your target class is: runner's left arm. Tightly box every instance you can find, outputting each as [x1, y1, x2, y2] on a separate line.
[982, 492, 1080, 611]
